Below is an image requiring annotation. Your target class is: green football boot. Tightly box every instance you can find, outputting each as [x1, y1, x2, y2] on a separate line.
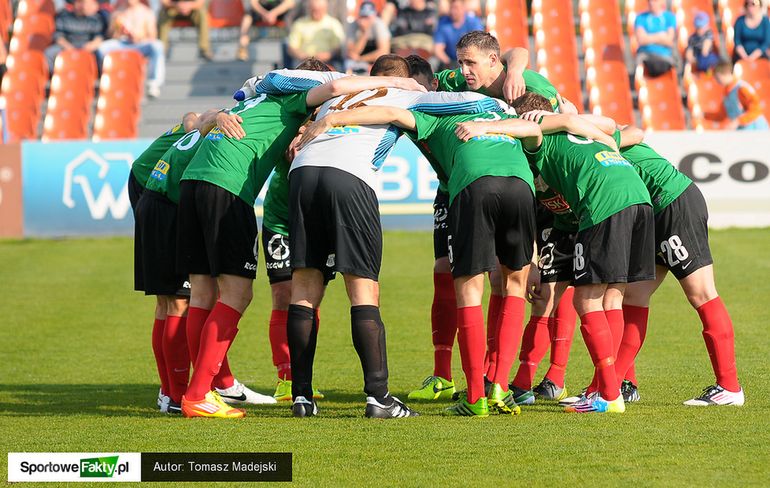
[444, 396, 489, 417]
[408, 375, 456, 400]
[488, 383, 522, 415]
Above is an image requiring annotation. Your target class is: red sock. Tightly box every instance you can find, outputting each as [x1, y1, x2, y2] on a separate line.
[213, 355, 235, 390]
[625, 364, 638, 384]
[511, 315, 550, 390]
[152, 318, 170, 395]
[605, 309, 625, 357]
[545, 289, 577, 388]
[163, 315, 190, 403]
[579, 311, 619, 401]
[614, 305, 648, 386]
[697, 297, 740, 392]
[269, 309, 291, 380]
[484, 294, 503, 377]
[186, 302, 241, 401]
[491, 296, 526, 389]
[185, 307, 210, 364]
[457, 305, 486, 404]
[431, 272, 457, 380]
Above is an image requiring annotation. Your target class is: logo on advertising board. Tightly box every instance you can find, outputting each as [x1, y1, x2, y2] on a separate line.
[22, 141, 150, 237]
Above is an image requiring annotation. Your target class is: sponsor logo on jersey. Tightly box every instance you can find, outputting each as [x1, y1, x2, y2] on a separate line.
[469, 133, 519, 145]
[540, 194, 571, 213]
[327, 125, 361, 135]
[165, 124, 182, 135]
[448, 71, 456, 79]
[150, 160, 169, 181]
[206, 127, 224, 141]
[595, 151, 632, 167]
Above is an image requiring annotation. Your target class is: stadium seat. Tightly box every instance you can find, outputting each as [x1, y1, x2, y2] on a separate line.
[531, 0, 583, 109]
[43, 50, 98, 141]
[9, 13, 54, 53]
[487, 0, 529, 51]
[208, 0, 244, 28]
[685, 69, 726, 131]
[92, 50, 145, 140]
[15, 0, 55, 18]
[0, 0, 12, 44]
[735, 59, 770, 122]
[579, 0, 633, 125]
[1, 51, 48, 140]
[636, 66, 687, 130]
[720, 0, 744, 57]
[673, 0, 720, 56]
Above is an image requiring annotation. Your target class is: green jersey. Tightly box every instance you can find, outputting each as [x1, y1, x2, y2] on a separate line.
[262, 160, 290, 236]
[525, 132, 651, 231]
[613, 131, 692, 214]
[534, 176, 580, 232]
[410, 111, 535, 204]
[434, 68, 560, 111]
[145, 130, 205, 203]
[132, 123, 187, 188]
[182, 92, 309, 205]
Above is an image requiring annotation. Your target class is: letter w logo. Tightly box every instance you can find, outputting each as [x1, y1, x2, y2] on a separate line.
[62, 150, 132, 220]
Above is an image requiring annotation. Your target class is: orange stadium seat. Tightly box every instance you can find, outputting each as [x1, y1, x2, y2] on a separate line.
[0, 0, 12, 44]
[93, 107, 140, 139]
[1, 67, 47, 140]
[625, 0, 650, 55]
[9, 13, 54, 53]
[636, 67, 687, 130]
[735, 59, 770, 122]
[208, 0, 244, 28]
[720, 0, 744, 57]
[15, 0, 55, 18]
[486, 0, 529, 51]
[685, 70, 726, 130]
[532, 0, 583, 109]
[93, 50, 145, 140]
[43, 50, 98, 141]
[673, 0, 720, 56]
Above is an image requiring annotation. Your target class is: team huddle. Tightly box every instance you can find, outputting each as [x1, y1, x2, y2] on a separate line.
[129, 30, 744, 419]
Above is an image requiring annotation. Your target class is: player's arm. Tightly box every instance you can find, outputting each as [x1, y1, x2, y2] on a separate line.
[305, 76, 426, 108]
[523, 113, 618, 151]
[195, 109, 241, 137]
[575, 114, 618, 135]
[453, 118, 543, 151]
[500, 47, 530, 102]
[296, 106, 417, 150]
[617, 125, 645, 148]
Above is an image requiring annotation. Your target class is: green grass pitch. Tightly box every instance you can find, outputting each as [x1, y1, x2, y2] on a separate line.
[1, 229, 769, 486]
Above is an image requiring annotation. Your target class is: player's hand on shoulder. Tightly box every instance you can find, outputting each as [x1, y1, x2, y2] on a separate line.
[454, 121, 488, 141]
[296, 118, 332, 151]
[557, 95, 578, 115]
[216, 112, 245, 139]
[503, 71, 526, 104]
[520, 110, 553, 122]
[394, 77, 428, 93]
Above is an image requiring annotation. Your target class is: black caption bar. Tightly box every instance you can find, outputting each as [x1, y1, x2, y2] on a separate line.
[141, 453, 291, 482]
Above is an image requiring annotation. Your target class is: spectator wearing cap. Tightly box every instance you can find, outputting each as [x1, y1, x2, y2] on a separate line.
[345, 1, 391, 74]
[45, 0, 108, 72]
[433, 0, 483, 69]
[285, 0, 345, 70]
[686, 11, 719, 72]
[388, 0, 437, 54]
[634, 0, 677, 77]
[733, 0, 770, 62]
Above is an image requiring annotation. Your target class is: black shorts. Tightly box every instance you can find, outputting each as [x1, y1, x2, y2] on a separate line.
[654, 183, 713, 280]
[447, 176, 536, 278]
[134, 190, 191, 296]
[289, 166, 382, 281]
[573, 204, 656, 285]
[177, 180, 258, 279]
[433, 189, 450, 260]
[262, 227, 292, 284]
[537, 225, 576, 284]
[127, 170, 144, 214]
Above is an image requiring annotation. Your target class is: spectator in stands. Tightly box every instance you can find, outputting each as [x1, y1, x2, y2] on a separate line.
[686, 11, 719, 72]
[712, 59, 769, 130]
[733, 0, 770, 62]
[388, 0, 437, 54]
[236, 0, 295, 62]
[634, 0, 677, 77]
[99, 0, 165, 98]
[157, 0, 212, 61]
[285, 0, 345, 70]
[345, 1, 390, 74]
[44, 0, 108, 72]
[433, 0, 483, 70]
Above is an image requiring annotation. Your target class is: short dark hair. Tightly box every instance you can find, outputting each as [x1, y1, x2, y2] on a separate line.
[295, 57, 333, 72]
[405, 54, 433, 81]
[511, 91, 553, 113]
[370, 54, 410, 77]
[714, 59, 733, 75]
[456, 30, 500, 56]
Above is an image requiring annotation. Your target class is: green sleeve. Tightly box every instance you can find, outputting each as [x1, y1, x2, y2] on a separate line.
[434, 68, 465, 92]
[285, 91, 310, 114]
[409, 111, 440, 141]
[612, 129, 622, 147]
[522, 69, 560, 111]
[523, 132, 549, 168]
